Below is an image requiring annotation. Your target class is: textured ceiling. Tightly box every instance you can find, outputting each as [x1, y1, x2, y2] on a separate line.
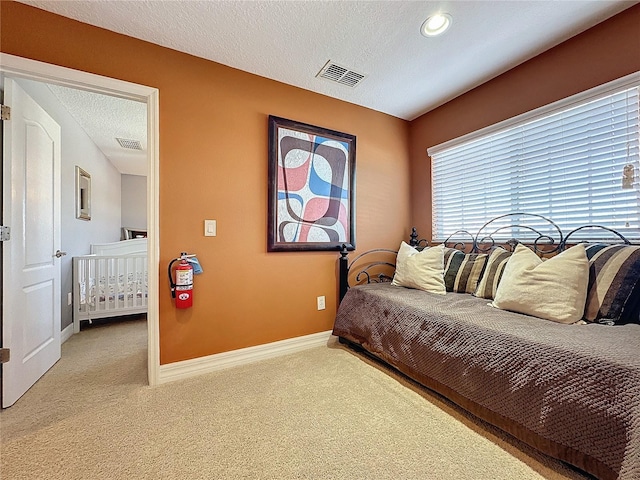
[47, 84, 148, 176]
[15, 0, 637, 176]
[18, 0, 635, 121]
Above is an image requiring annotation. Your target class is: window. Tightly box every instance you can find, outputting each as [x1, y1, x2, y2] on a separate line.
[428, 73, 640, 242]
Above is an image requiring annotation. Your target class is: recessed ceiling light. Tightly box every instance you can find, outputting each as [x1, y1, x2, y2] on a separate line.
[421, 12, 452, 37]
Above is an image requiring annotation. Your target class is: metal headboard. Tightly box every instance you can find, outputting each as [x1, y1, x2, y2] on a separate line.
[338, 212, 633, 301]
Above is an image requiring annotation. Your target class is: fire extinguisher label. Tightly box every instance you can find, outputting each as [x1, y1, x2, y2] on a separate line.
[178, 293, 191, 301]
[176, 269, 193, 287]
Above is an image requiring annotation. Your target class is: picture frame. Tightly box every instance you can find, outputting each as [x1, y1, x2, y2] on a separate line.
[75, 166, 91, 221]
[268, 115, 356, 252]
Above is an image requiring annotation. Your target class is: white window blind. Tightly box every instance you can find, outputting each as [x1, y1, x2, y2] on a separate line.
[429, 74, 640, 242]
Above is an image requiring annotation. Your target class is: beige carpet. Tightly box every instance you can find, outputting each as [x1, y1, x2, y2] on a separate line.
[0, 317, 592, 480]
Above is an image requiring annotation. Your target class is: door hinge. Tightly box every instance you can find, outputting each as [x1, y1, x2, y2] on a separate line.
[1, 105, 10, 121]
[0, 226, 10, 241]
[0, 348, 9, 364]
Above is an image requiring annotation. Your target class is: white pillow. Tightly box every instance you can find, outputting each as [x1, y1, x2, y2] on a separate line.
[391, 242, 446, 294]
[492, 243, 589, 324]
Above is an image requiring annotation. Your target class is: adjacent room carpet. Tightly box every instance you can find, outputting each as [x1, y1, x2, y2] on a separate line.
[0, 317, 591, 479]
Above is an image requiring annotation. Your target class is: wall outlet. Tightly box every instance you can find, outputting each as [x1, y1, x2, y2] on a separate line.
[317, 295, 326, 311]
[67, 292, 72, 306]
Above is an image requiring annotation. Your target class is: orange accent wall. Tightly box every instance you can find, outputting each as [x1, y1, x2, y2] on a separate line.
[409, 4, 640, 240]
[0, 1, 411, 364]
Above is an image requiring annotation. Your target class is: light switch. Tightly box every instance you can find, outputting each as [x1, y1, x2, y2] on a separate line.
[204, 219, 217, 237]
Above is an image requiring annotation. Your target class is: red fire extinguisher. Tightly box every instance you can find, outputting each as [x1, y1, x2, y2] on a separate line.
[168, 253, 194, 309]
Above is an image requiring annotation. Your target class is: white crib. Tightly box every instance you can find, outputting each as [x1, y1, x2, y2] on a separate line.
[72, 238, 148, 333]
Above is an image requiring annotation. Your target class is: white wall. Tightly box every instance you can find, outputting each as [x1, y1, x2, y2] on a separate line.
[17, 79, 122, 330]
[121, 174, 147, 235]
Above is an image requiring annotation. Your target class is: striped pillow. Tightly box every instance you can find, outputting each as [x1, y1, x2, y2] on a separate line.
[473, 247, 512, 300]
[443, 248, 488, 294]
[584, 244, 640, 325]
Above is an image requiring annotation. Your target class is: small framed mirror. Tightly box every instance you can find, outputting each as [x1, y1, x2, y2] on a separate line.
[75, 166, 91, 221]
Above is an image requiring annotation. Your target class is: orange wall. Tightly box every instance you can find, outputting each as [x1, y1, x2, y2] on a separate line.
[409, 4, 640, 240]
[0, 1, 411, 364]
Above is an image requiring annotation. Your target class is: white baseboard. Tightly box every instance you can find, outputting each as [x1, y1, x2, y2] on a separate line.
[158, 330, 334, 384]
[61, 323, 74, 344]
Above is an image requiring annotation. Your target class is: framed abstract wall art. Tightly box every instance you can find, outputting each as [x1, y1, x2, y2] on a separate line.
[268, 116, 356, 252]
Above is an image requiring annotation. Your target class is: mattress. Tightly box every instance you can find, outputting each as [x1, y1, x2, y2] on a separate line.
[78, 271, 147, 307]
[333, 283, 640, 480]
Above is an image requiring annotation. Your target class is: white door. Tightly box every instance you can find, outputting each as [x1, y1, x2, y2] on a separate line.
[2, 78, 62, 408]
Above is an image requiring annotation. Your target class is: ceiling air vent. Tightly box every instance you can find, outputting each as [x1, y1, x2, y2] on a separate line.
[116, 137, 143, 150]
[316, 61, 366, 88]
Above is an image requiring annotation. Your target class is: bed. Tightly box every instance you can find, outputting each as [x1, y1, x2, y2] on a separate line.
[72, 238, 148, 333]
[333, 214, 640, 480]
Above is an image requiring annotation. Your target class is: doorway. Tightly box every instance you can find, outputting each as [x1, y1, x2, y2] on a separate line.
[0, 53, 160, 401]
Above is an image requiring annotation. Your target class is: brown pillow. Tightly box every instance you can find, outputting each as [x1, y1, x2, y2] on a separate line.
[473, 247, 511, 299]
[443, 248, 488, 294]
[583, 244, 640, 324]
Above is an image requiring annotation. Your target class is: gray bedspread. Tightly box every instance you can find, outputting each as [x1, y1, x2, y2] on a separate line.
[333, 283, 640, 480]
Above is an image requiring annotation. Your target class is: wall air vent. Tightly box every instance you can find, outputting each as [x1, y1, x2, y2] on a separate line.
[316, 61, 366, 88]
[116, 137, 143, 150]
